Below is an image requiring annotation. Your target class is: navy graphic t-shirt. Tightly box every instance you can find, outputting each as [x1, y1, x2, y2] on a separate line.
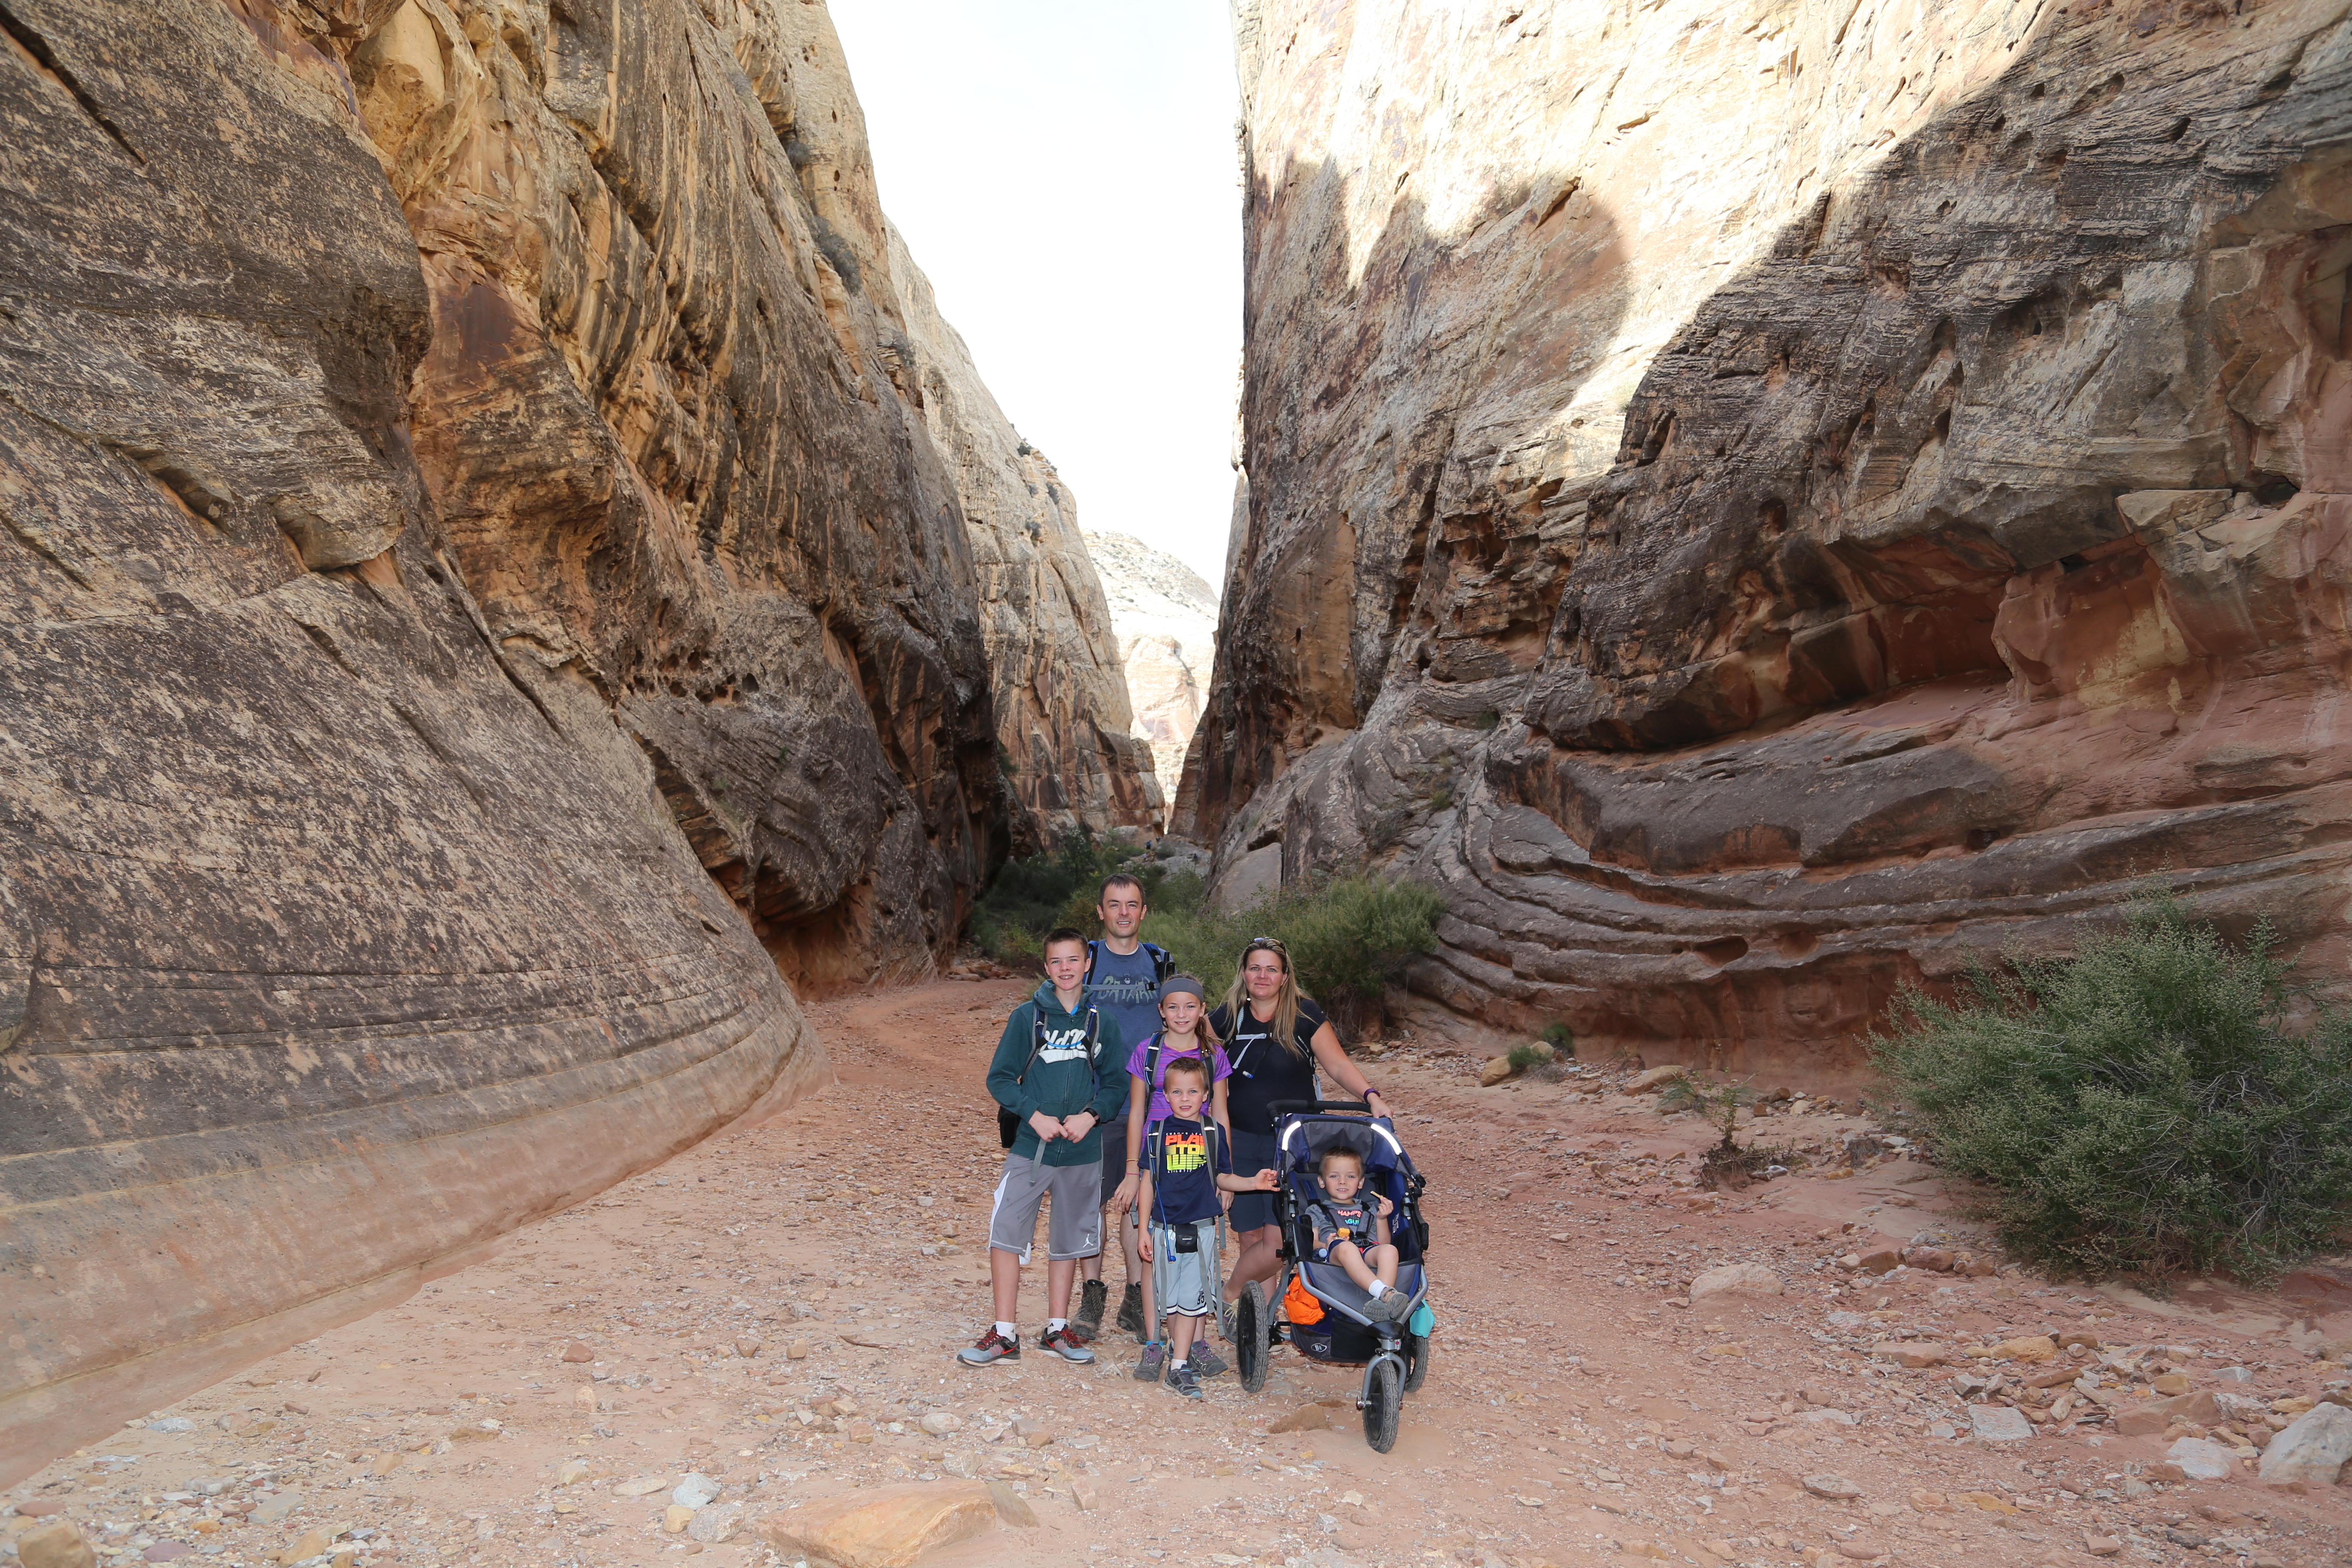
[1084, 942, 1163, 1059]
[1140, 1115, 1231, 1226]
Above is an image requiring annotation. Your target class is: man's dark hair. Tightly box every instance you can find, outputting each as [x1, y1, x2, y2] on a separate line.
[1042, 925, 1090, 956]
[1097, 873, 1146, 903]
[1162, 1055, 1210, 1087]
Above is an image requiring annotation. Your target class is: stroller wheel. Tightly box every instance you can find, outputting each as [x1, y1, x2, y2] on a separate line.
[1236, 1280, 1268, 1393]
[1403, 1331, 1431, 1393]
[1361, 1353, 1403, 1454]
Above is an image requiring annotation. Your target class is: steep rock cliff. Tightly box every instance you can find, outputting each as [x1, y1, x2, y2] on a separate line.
[0, 0, 1123, 1479]
[1086, 530, 1221, 807]
[356, 0, 1014, 986]
[888, 233, 1163, 851]
[1191, 0, 2352, 1063]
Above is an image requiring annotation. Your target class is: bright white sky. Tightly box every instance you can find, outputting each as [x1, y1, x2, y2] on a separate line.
[830, 1, 1241, 591]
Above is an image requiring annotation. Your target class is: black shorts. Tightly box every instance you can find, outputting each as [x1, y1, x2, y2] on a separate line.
[1100, 1134, 1130, 1207]
[1227, 1129, 1280, 1232]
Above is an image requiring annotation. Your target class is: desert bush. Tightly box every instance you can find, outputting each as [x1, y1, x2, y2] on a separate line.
[973, 844, 1445, 1032]
[1144, 874, 1443, 1034]
[1540, 1021, 1576, 1056]
[969, 827, 1139, 966]
[1657, 1074, 1757, 1152]
[1873, 890, 2352, 1283]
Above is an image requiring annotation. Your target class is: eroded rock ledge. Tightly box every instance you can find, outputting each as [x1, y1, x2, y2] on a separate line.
[1185, 0, 2352, 1064]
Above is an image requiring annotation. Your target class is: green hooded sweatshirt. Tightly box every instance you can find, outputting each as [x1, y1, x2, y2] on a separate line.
[986, 983, 1128, 1167]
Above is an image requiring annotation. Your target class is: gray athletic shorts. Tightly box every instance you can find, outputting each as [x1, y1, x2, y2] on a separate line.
[1146, 1219, 1216, 1317]
[987, 1155, 1103, 1263]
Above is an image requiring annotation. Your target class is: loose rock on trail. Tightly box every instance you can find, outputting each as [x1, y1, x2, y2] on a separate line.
[9, 983, 2348, 1568]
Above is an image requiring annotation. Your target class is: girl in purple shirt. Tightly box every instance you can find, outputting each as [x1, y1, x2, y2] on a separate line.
[1110, 977, 1233, 1212]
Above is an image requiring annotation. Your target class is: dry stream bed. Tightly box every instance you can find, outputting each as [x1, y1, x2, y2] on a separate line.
[10, 983, 2349, 1568]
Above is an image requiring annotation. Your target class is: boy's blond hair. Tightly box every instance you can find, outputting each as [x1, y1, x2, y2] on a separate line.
[1161, 1055, 1210, 1088]
[1318, 1148, 1364, 1177]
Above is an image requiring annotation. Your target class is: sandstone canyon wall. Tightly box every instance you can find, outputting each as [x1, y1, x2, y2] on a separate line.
[888, 236, 1164, 851]
[1086, 530, 1222, 810]
[1188, 0, 2352, 1065]
[0, 0, 1135, 1480]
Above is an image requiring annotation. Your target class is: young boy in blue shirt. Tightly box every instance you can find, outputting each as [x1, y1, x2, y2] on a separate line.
[1133, 1056, 1277, 1397]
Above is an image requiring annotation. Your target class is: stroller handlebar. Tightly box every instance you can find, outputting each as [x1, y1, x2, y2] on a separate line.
[1268, 1099, 1373, 1118]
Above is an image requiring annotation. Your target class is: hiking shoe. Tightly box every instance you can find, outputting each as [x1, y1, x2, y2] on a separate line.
[957, 1329, 1020, 1367]
[1188, 1341, 1229, 1379]
[1073, 1279, 1108, 1341]
[1217, 1296, 1237, 1342]
[1369, 1291, 1411, 1322]
[1116, 1283, 1145, 1337]
[1133, 1341, 1167, 1382]
[1166, 1359, 1204, 1400]
[1038, 1325, 1095, 1364]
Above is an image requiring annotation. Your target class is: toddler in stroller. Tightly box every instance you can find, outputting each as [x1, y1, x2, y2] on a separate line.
[1232, 1101, 1433, 1452]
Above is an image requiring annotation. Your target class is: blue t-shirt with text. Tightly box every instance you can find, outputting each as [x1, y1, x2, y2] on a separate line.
[1084, 941, 1163, 1061]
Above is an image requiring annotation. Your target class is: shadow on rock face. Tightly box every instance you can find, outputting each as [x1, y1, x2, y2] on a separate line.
[1188, 1, 2352, 1063]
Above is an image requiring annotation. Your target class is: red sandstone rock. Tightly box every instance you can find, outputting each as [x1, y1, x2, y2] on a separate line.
[1183, 0, 2352, 1063]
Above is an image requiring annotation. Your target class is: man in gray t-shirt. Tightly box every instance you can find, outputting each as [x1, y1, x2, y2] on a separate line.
[1072, 873, 1175, 1349]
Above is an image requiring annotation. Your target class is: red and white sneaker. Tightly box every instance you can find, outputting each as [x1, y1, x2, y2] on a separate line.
[956, 1329, 1020, 1366]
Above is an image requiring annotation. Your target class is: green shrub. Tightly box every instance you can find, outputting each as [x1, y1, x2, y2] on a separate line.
[1143, 874, 1443, 1034]
[1657, 1073, 1757, 1152]
[1541, 1021, 1576, 1056]
[969, 826, 1138, 966]
[971, 840, 1446, 1032]
[1873, 890, 2352, 1284]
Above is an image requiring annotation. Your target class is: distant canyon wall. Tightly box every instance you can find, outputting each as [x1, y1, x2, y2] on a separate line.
[889, 240, 1164, 853]
[0, 0, 1140, 1480]
[1188, 0, 2352, 1062]
[1087, 530, 1222, 813]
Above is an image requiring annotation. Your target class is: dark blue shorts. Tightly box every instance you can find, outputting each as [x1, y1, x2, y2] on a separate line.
[1227, 1129, 1280, 1232]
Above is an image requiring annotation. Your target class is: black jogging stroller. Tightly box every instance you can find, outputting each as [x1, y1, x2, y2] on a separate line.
[1233, 1100, 1433, 1452]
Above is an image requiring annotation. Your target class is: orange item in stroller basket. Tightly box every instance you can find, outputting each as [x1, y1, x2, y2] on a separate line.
[1284, 1274, 1325, 1326]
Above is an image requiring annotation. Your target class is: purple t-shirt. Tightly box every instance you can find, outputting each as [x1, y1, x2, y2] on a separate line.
[1125, 1034, 1233, 1123]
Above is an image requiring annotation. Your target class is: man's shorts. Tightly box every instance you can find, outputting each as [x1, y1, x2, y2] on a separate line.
[987, 1155, 1103, 1263]
[1099, 1133, 1131, 1212]
[1145, 1219, 1216, 1317]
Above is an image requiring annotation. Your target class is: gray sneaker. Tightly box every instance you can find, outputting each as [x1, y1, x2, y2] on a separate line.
[1166, 1359, 1204, 1400]
[1133, 1341, 1166, 1382]
[1188, 1342, 1229, 1379]
[957, 1329, 1020, 1367]
[1370, 1290, 1411, 1322]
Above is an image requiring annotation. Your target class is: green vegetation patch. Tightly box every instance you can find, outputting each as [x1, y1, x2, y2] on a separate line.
[1873, 889, 2352, 1285]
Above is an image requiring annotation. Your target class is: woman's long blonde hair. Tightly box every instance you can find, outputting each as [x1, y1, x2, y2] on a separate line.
[1222, 937, 1308, 1059]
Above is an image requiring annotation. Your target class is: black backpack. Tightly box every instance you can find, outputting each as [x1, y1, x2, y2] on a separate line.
[998, 1004, 1104, 1149]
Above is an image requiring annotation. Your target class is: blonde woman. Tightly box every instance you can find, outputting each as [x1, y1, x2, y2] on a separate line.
[1208, 937, 1392, 1319]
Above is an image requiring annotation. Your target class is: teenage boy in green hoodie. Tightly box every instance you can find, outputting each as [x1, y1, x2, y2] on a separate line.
[959, 927, 1128, 1366]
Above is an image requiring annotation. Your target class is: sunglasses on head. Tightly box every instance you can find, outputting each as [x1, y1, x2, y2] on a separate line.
[1246, 937, 1286, 950]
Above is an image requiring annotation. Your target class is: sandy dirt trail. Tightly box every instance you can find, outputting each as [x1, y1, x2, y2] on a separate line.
[10, 980, 2350, 1568]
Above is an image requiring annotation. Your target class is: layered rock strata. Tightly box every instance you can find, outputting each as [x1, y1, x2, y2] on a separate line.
[890, 238, 1163, 851]
[0, 0, 1127, 1479]
[1190, 0, 2352, 1063]
[1086, 530, 1222, 808]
